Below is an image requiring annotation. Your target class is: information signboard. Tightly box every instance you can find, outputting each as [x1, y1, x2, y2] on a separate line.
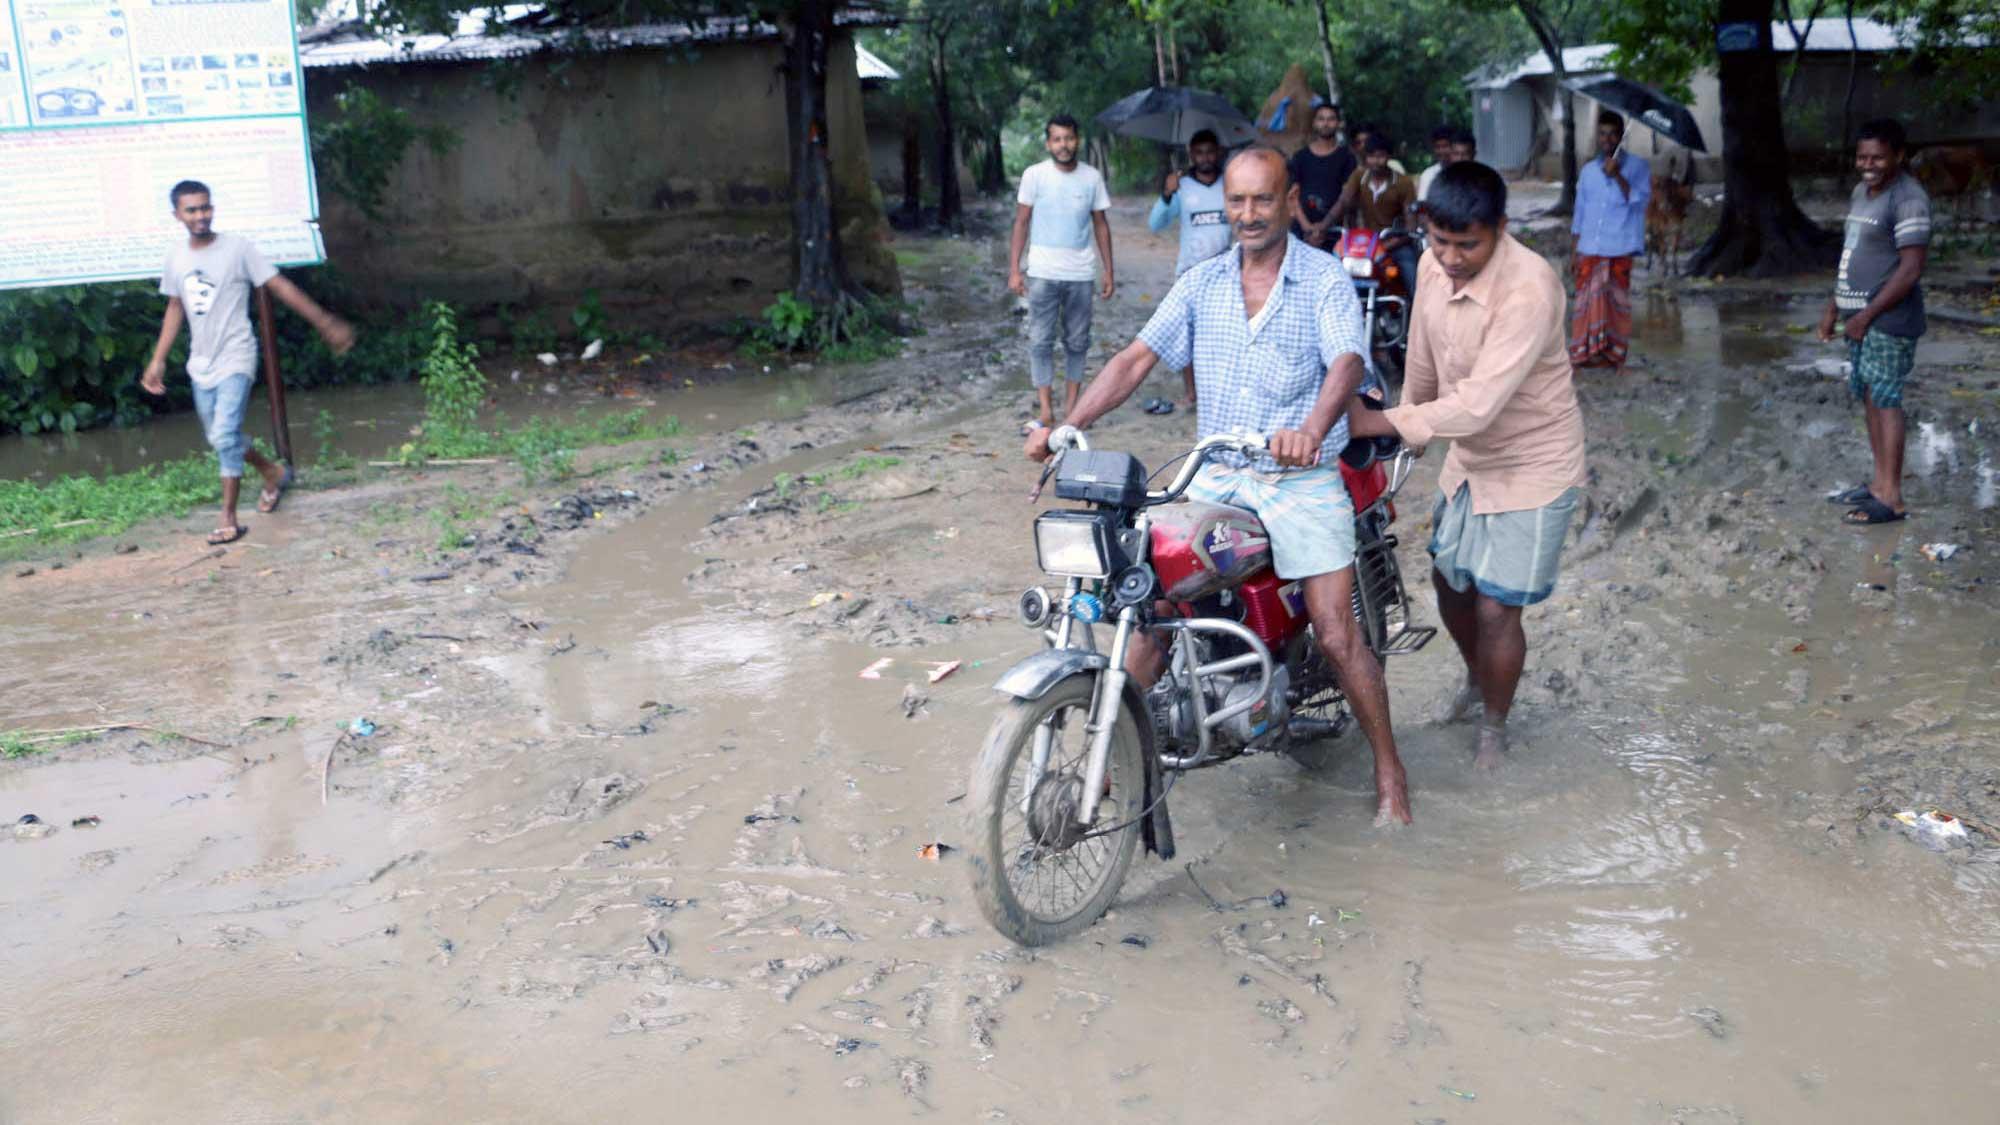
[0, 0, 321, 289]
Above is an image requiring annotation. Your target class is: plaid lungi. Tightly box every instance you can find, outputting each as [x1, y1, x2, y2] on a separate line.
[1846, 328, 1918, 409]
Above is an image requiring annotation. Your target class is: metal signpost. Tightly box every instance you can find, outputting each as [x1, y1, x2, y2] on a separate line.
[0, 0, 324, 461]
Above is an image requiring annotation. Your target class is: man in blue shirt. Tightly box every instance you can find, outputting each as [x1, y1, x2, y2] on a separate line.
[1568, 110, 1650, 374]
[1148, 128, 1231, 405]
[1025, 145, 1414, 827]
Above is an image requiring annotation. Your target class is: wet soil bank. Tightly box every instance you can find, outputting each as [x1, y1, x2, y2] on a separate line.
[4, 202, 1999, 1122]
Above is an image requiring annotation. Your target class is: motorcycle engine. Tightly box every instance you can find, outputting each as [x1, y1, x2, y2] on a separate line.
[1217, 665, 1290, 745]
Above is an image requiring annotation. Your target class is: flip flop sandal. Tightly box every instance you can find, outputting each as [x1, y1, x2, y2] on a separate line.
[257, 466, 295, 513]
[1825, 484, 1873, 506]
[1843, 497, 1906, 525]
[206, 524, 248, 545]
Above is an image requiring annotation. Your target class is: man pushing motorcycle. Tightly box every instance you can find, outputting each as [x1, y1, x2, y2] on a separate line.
[1025, 145, 1413, 827]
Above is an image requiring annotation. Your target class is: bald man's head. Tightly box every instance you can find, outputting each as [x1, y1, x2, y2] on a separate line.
[1223, 145, 1297, 252]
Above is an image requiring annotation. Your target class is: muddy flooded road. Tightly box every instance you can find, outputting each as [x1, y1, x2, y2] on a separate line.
[5, 205, 1999, 1122]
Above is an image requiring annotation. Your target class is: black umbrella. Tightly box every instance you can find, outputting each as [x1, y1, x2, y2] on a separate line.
[1561, 74, 1707, 153]
[1094, 86, 1258, 148]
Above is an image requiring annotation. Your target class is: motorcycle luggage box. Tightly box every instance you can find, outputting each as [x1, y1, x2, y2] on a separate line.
[1054, 450, 1149, 508]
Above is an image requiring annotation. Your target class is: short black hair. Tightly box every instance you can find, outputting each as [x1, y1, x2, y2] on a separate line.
[1429, 125, 1455, 145]
[1352, 121, 1377, 138]
[1452, 128, 1476, 150]
[1426, 161, 1507, 232]
[1856, 117, 1906, 152]
[169, 179, 210, 206]
[1597, 109, 1626, 134]
[1312, 102, 1340, 119]
[1362, 132, 1392, 156]
[1046, 114, 1080, 139]
[1188, 128, 1220, 149]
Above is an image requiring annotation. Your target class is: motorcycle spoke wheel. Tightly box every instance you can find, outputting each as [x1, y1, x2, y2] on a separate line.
[968, 674, 1144, 946]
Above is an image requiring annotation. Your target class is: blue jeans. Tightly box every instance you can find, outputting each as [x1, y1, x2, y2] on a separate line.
[1026, 277, 1093, 388]
[192, 373, 255, 478]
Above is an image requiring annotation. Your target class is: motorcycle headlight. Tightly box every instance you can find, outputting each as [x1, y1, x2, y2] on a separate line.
[1343, 256, 1372, 277]
[1034, 511, 1114, 579]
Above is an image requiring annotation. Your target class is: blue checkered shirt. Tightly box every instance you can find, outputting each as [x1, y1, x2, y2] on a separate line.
[1138, 234, 1367, 472]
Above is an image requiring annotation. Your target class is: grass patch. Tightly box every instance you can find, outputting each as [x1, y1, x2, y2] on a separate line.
[0, 451, 225, 555]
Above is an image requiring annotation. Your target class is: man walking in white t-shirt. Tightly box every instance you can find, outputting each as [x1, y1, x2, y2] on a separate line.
[1008, 114, 1114, 429]
[141, 180, 354, 544]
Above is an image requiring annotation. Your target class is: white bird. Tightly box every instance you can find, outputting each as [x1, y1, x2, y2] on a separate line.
[536, 352, 559, 367]
[580, 338, 604, 361]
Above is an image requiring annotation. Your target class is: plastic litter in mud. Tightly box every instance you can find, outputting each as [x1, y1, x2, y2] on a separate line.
[346, 717, 377, 738]
[1920, 542, 1961, 562]
[581, 338, 603, 361]
[604, 831, 650, 850]
[1793, 642, 1810, 654]
[917, 842, 954, 861]
[1441, 1086, 1477, 1102]
[1895, 809, 1971, 851]
[645, 930, 671, 955]
[926, 661, 961, 684]
[1120, 934, 1149, 949]
[71, 815, 101, 829]
[859, 657, 894, 680]
[644, 896, 696, 911]
[900, 684, 930, 719]
[13, 814, 53, 840]
[1268, 889, 1288, 909]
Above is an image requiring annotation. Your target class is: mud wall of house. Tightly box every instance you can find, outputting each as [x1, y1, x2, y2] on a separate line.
[304, 34, 899, 322]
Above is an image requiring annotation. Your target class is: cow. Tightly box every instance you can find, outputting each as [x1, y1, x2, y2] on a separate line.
[1910, 144, 1993, 223]
[1646, 171, 1696, 277]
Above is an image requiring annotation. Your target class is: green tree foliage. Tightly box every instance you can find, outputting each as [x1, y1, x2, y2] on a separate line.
[310, 84, 460, 221]
[869, 0, 1532, 204]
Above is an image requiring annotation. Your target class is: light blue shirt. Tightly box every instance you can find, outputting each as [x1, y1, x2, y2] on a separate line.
[1571, 153, 1652, 258]
[1148, 174, 1232, 276]
[1137, 235, 1366, 473]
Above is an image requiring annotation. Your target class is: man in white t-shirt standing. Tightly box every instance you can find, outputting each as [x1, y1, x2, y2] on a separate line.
[141, 179, 355, 544]
[1008, 114, 1114, 429]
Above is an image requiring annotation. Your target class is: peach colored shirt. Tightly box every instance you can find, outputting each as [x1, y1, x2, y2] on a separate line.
[1383, 232, 1586, 514]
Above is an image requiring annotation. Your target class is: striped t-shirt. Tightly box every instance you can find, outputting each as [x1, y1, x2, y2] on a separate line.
[1835, 173, 1931, 338]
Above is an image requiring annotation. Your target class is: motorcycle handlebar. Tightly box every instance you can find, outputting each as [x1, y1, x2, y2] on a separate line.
[1147, 433, 1267, 505]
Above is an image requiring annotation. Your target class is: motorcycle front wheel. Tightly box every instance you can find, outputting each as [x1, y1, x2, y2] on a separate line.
[967, 672, 1144, 946]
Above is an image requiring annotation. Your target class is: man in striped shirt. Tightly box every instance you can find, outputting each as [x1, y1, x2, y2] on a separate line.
[1817, 117, 1932, 525]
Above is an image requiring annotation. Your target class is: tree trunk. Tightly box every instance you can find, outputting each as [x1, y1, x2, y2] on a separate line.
[979, 131, 1006, 195]
[1779, 0, 1826, 102]
[1840, 1, 1859, 148]
[929, 27, 963, 232]
[1519, 4, 1577, 215]
[899, 114, 922, 224]
[1313, 0, 1341, 105]
[1687, 0, 1837, 277]
[783, 0, 854, 306]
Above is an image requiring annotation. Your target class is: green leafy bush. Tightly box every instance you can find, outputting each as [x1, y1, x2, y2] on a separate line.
[0, 282, 180, 434]
[745, 292, 907, 362]
[310, 85, 458, 222]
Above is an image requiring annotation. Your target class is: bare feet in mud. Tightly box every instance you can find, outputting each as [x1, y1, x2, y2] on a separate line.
[1473, 721, 1508, 771]
[1374, 764, 1414, 828]
[1440, 677, 1483, 725]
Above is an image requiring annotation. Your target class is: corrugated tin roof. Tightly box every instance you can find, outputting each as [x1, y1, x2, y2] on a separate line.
[300, 7, 900, 72]
[1465, 19, 1909, 88]
[856, 44, 898, 82]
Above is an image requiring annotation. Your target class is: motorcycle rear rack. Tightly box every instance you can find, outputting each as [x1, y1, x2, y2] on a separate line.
[1379, 619, 1437, 657]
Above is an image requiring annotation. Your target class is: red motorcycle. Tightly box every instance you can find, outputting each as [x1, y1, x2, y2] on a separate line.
[967, 424, 1434, 946]
[1332, 225, 1418, 378]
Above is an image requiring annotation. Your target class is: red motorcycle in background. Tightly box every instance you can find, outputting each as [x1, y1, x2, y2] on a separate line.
[1331, 225, 1419, 379]
[967, 423, 1434, 946]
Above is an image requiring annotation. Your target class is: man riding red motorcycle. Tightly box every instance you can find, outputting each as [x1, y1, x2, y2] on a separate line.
[986, 145, 1429, 946]
[1023, 145, 1412, 826]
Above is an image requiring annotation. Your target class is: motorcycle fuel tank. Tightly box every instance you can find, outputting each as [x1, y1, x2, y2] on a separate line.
[1149, 501, 1271, 601]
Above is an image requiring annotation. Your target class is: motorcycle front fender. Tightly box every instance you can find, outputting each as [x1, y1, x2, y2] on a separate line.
[992, 648, 1110, 700]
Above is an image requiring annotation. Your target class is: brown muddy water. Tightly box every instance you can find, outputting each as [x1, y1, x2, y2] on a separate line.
[4, 209, 1999, 1122]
